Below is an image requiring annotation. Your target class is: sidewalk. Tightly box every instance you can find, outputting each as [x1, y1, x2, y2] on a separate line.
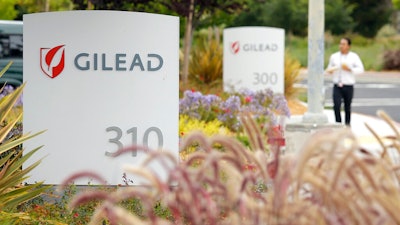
[299, 69, 400, 83]
[287, 110, 400, 157]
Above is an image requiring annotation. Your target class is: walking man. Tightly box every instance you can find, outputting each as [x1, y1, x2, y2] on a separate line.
[326, 37, 364, 126]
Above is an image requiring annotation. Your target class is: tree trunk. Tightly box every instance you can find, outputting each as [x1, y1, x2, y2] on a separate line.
[182, 0, 194, 85]
[45, 0, 50, 11]
[88, 0, 94, 9]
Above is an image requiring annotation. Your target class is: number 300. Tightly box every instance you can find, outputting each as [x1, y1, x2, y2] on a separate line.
[253, 72, 278, 85]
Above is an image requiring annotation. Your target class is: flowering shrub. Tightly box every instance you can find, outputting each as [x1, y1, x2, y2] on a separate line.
[179, 90, 222, 122]
[179, 89, 290, 132]
[179, 115, 231, 160]
[179, 115, 230, 138]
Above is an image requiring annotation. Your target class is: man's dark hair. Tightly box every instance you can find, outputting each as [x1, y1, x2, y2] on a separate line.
[343, 37, 351, 46]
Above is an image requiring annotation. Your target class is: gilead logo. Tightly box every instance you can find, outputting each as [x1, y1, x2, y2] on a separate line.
[230, 41, 240, 54]
[40, 45, 165, 79]
[40, 45, 65, 78]
[230, 41, 279, 55]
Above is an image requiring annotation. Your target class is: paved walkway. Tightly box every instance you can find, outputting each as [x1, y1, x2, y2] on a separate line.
[328, 110, 398, 151]
[287, 109, 400, 161]
[299, 69, 400, 83]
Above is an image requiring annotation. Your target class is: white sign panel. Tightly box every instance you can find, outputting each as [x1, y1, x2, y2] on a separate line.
[23, 11, 179, 185]
[223, 27, 285, 93]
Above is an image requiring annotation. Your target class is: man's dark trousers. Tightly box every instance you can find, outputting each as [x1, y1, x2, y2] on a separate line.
[333, 84, 354, 125]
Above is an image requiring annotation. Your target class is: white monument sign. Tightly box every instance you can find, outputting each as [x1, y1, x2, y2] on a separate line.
[223, 26, 285, 93]
[23, 11, 179, 185]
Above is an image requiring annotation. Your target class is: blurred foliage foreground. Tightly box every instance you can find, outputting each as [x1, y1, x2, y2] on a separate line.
[47, 111, 400, 225]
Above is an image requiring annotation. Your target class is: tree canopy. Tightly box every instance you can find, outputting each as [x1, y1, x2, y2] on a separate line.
[229, 0, 393, 37]
[0, 0, 18, 20]
[346, 0, 394, 37]
[394, 0, 400, 9]
[3, 0, 397, 37]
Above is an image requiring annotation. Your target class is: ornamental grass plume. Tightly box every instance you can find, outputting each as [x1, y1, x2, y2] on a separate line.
[63, 111, 400, 225]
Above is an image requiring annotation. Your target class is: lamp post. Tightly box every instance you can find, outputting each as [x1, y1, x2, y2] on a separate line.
[302, 0, 328, 124]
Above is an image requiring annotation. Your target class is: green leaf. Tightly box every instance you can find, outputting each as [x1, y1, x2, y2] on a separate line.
[0, 131, 46, 156]
[0, 61, 13, 78]
[0, 154, 14, 176]
[0, 83, 25, 125]
[0, 113, 21, 144]
[3, 147, 43, 179]
[2, 183, 49, 210]
[0, 152, 43, 193]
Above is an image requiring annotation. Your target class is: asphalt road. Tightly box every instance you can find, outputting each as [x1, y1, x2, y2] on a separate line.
[300, 70, 400, 122]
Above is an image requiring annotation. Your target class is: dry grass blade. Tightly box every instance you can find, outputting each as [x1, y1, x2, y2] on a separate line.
[329, 147, 354, 191]
[373, 193, 400, 224]
[239, 112, 268, 153]
[180, 131, 213, 153]
[377, 110, 400, 139]
[364, 122, 391, 161]
[293, 128, 353, 189]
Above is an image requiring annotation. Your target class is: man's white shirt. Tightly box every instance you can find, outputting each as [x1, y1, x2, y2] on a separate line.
[326, 51, 364, 85]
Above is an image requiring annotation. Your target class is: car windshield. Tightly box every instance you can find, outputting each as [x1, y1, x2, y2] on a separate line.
[0, 21, 23, 59]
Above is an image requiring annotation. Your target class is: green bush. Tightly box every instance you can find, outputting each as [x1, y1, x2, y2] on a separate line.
[284, 51, 303, 100]
[287, 34, 399, 71]
[0, 61, 48, 224]
[20, 184, 149, 224]
[382, 49, 400, 70]
[376, 24, 398, 38]
[325, 0, 355, 35]
[189, 28, 223, 89]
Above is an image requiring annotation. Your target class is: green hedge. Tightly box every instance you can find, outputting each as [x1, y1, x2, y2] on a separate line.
[286, 34, 400, 71]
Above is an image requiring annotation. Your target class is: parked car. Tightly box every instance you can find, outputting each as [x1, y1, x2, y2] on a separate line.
[0, 20, 23, 88]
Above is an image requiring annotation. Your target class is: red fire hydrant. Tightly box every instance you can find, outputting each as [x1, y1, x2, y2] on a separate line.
[267, 125, 285, 150]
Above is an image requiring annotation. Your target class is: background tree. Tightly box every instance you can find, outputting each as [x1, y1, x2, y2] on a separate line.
[325, 0, 356, 35]
[393, 0, 400, 32]
[159, 0, 246, 85]
[0, 0, 18, 20]
[71, 0, 154, 10]
[230, 0, 355, 37]
[12, 0, 73, 20]
[228, 0, 267, 27]
[394, 0, 400, 9]
[288, 0, 308, 36]
[258, 0, 300, 35]
[344, 0, 393, 37]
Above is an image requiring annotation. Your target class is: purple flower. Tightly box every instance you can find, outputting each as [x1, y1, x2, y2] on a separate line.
[0, 85, 23, 107]
[179, 88, 290, 132]
[273, 94, 291, 117]
[200, 94, 221, 111]
[179, 90, 221, 121]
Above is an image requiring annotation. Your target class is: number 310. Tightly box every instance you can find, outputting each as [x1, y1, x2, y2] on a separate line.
[105, 126, 163, 157]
